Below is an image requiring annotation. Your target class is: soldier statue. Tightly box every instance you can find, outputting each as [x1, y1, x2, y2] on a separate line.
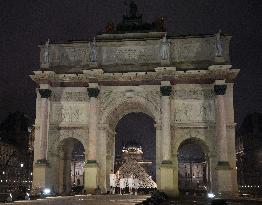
[43, 39, 50, 64]
[215, 29, 223, 57]
[89, 37, 97, 62]
[160, 34, 170, 60]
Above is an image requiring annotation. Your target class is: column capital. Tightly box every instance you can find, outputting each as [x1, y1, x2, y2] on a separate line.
[154, 123, 161, 130]
[160, 86, 172, 96]
[39, 89, 52, 98]
[214, 84, 227, 95]
[87, 87, 100, 98]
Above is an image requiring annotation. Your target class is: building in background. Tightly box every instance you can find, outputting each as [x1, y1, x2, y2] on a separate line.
[236, 113, 262, 187]
[178, 158, 206, 190]
[114, 141, 154, 179]
[0, 112, 34, 193]
[71, 155, 84, 187]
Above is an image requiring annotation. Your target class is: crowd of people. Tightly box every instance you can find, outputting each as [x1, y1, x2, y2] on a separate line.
[109, 170, 140, 195]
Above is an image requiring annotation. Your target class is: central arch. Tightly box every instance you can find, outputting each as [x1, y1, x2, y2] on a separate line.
[99, 97, 161, 191]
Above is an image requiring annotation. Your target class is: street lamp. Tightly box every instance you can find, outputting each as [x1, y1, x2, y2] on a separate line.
[20, 163, 24, 168]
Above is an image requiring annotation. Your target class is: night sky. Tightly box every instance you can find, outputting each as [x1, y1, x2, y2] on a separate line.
[1, 1, 262, 128]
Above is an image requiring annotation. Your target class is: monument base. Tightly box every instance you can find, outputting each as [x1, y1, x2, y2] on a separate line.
[32, 161, 50, 190]
[159, 161, 179, 197]
[84, 161, 98, 194]
[215, 161, 238, 198]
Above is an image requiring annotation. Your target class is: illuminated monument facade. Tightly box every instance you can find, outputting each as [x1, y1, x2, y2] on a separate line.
[30, 1, 239, 197]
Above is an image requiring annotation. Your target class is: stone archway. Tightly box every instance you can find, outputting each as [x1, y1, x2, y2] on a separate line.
[56, 137, 86, 194]
[177, 138, 210, 195]
[172, 133, 215, 193]
[97, 97, 160, 192]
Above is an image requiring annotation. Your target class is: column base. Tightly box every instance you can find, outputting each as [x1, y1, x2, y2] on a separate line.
[84, 160, 98, 194]
[32, 160, 50, 190]
[215, 161, 238, 198]
[159, 161, 179, 197]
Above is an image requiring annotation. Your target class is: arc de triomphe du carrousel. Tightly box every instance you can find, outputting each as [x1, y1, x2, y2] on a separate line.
[30, 2, 239, 197]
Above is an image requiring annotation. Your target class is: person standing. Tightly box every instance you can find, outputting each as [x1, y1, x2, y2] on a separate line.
[133, 176, 140, 195]
[127, 173, 134, 194]
[109, 170, 116, 194]
[119, 176, 126, 195]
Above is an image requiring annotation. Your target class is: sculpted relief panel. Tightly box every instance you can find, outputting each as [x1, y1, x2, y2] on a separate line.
[46, 46, 89, 66]
[51, 103, 88, 124]
[51, 91, 89, 102]
[175, 100, 215, 123]
[174, 87, 214, 99]
[101, 45, 158, 65]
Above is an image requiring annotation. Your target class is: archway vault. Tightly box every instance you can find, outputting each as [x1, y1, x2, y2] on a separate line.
[100, 96, 160, 130]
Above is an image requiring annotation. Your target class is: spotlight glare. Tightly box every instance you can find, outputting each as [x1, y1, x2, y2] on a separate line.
[43, 188, 51, 195]
[208, 193, 215, 198]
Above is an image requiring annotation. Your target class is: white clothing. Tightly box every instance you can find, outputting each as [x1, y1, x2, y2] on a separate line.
[109, 173, 116, 187]
[133, 178, 140, 189]
[119, 178, 126, 189]
[127, 177, 134, 188]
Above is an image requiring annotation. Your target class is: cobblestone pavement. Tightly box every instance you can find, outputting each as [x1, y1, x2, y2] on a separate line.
[0, 194, 150, 205]
[161, 197, 262, 205]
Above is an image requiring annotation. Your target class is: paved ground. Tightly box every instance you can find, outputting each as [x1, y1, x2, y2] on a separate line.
[0, 194, 150, 205]
[161, 196, 262, 205]
[1, 195, 262, 205]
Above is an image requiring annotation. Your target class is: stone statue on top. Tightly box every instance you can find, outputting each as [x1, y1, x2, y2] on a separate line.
[89, 37, 97, 62]
[43, 39, 50, 64]
[160, 34, 170, 61]
[215, 29, 223, 57]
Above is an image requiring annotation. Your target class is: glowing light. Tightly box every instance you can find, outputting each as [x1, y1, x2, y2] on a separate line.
[43, 188, 51, 195]
[20, 163, 24, 168]
[208, 193, 215, 198]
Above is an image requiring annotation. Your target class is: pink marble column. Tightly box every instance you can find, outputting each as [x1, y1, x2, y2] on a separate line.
[160, 85, 172, 161]
[87, 87, 100, 161]
[214, 84, 229, 165]
[38, 89, 52, 161]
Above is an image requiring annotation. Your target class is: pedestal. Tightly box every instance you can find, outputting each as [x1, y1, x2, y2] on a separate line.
[214, 56, 225, 63]
[84, 161, 98, 194]
[159, 161, 178, 197]
[160, 59, 170, 66]
[41, 63, 50, 69]
[215, 162, 237, 198]
[89, 62, 98, 68]
[32, 161, 50, 190]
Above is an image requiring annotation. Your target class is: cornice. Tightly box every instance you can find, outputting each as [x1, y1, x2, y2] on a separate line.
[30, 65, 239, 85]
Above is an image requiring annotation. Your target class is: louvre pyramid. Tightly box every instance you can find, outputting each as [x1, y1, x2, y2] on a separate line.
[116, 157, 157, 188]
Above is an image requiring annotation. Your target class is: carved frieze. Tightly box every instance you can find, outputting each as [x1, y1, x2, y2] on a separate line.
[175, 100, 215, 122]
[52, 104, 88, 123]
[51, 47, 89, 66]
[174, 88, 214, 99]
[51, 92, 89, 102]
